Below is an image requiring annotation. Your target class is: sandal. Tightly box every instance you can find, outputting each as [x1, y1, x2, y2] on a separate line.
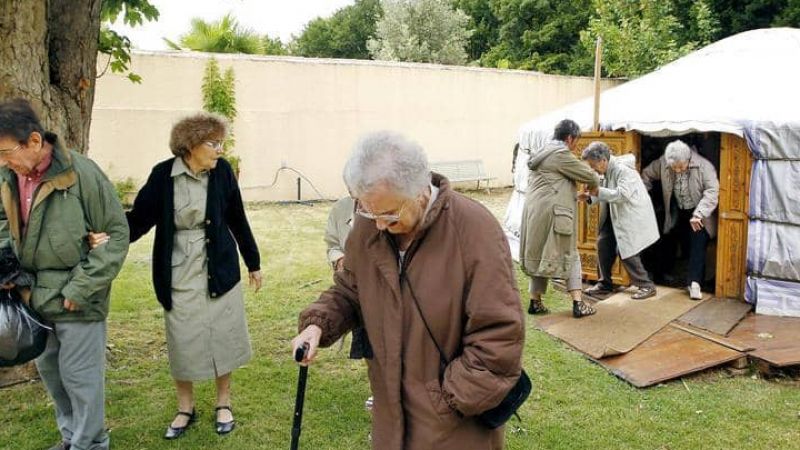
[164, 408, 196, 440]
[631, 286, 657, 300]
[215, 406, 235, 435]
[528, 298, 549, 315]
[572, 300, 596, 318]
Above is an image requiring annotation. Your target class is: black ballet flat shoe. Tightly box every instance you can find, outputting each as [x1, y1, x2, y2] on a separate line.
[215, 406, 236, 435]
[164, 409, 197, 440]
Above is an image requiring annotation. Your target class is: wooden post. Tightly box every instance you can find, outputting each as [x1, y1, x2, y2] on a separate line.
[593, 37, 603, 131]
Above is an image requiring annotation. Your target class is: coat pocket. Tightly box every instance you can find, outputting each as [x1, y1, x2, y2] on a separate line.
[31, 269, 72, 318]
[48, 232, 83, 268]
[424, 379, 461, 424]
[552, 205, 574, 236]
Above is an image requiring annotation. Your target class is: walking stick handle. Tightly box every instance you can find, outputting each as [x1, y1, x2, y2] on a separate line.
[294, 343, 308, 363]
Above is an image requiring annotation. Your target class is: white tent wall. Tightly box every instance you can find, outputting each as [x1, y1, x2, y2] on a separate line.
[506, 28, 800, 317]
[743, 122, 800, 317]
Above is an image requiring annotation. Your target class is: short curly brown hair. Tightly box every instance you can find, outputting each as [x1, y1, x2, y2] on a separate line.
[169, 112, 228, 157]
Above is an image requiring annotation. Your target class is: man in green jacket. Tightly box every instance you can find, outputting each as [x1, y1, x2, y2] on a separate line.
[0, 99, 129, 450]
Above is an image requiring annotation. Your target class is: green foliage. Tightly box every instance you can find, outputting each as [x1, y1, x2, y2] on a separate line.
[101, 0, 159, 25]
[202, 59, 237, 120]
[113, 177, 137, 207]
[690, 0, 722, 46]
[452, 0, 500, 61]
[99, 0, 159, 83]
[180, 13, 263, 54]
[774, 0, 800, 25]
[580, 0, 704, 78]
[293, 0, 383, 59]
[201, 59, 240, 174]
[708, 0, 786, 36]
[456, 0, 794, 77]
[772, 0, 800, 24]
[456, 0, 594, 74]
[368, 0, 472, 65]
[262, 35, 289, 56]
[298, 0, 796, 77]
[162, 37, 182, 51]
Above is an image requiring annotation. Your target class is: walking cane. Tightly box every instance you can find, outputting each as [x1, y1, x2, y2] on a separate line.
[291, 343, 309, 450]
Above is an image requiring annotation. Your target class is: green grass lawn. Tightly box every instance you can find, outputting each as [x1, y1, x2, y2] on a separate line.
[1, 189, 798, 450]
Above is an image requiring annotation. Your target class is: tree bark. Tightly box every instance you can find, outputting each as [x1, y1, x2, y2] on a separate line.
[0, 0, 102, 153]
[0, 0, 102, 387]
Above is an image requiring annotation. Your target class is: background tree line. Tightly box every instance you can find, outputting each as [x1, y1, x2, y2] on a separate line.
[228, 0, 797, 79]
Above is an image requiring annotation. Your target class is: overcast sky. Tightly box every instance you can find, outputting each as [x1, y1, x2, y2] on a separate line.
[111, 0, 356, 50]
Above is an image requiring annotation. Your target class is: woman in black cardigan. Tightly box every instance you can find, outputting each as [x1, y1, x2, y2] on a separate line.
[97, 113, 261, 438]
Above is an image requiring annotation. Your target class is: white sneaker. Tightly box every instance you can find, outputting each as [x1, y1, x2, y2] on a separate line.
[689, 282, 702, 300]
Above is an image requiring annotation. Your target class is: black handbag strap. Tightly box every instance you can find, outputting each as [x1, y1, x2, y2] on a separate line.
[400, 271, 450, 378]
[401, 269, 528, 427]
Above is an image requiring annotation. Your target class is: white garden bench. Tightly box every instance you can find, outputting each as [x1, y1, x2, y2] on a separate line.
[430, 159, 496, 191]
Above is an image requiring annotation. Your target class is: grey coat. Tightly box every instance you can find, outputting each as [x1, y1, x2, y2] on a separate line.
[520, 141, 600, 278]
[592, 155, 660, 259]
[324, 197, 355, 266]
[641, 151, 720, 238]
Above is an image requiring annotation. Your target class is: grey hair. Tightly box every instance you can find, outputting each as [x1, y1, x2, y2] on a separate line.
[664, 140, 692, 165]
[581, 141, 611, 161]
[343, 131, 431, 198]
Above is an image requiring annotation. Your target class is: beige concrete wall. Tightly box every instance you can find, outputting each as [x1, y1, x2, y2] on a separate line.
[90, 51, 620, 201]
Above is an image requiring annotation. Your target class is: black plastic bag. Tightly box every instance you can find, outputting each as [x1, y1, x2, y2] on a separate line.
[0, 290, 49, 367]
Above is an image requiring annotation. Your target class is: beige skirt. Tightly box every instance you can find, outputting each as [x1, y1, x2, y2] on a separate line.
[165, 229, 252, 381]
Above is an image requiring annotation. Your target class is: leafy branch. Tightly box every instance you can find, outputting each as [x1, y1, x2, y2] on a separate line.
[98, 0, 160, 83]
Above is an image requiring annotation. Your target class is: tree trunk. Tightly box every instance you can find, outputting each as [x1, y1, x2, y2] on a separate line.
[0, 0, 102, 387]
[0, 0, 102, 153]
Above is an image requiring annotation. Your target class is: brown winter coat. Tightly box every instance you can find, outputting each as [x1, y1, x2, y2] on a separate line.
[299, 175, 525, 450]
[519, 141, 600, 278]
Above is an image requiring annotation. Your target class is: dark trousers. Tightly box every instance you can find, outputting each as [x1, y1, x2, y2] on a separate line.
[597, 217, 654, 289]
[349, 326, 373, 359]
[672, 208, 711, 284]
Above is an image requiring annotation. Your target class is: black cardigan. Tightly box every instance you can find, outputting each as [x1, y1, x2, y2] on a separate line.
[127, 157, 261, 310]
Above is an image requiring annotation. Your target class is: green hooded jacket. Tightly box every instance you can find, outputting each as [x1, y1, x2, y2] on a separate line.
[0, 140, 129, 322]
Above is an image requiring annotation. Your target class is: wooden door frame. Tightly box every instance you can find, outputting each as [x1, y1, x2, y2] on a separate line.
[716, 133, 752, 299]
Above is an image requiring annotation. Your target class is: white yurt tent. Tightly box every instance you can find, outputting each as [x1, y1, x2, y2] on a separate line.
[505, 28, 800, 316]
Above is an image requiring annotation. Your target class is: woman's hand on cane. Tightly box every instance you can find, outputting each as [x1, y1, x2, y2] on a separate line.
[291, 325, 322, 366]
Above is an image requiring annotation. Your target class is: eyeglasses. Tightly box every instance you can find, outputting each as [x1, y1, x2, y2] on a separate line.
[355, 200, 409, 223]
[203, 140, 223, 151]
[0, 144, 21, 156]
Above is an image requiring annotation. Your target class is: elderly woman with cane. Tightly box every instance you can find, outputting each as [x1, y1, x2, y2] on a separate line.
[291, 131, 525, 449]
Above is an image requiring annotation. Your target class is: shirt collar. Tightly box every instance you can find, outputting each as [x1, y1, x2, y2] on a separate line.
[27, 146, 53, 179]
[171, 156, 207, 180]
[171, 156, 190, 177]
[419, 183, 440, 223]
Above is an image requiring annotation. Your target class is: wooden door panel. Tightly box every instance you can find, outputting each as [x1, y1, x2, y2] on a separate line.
[574, 131, 641, 285]
[716, 134, 752, 298]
